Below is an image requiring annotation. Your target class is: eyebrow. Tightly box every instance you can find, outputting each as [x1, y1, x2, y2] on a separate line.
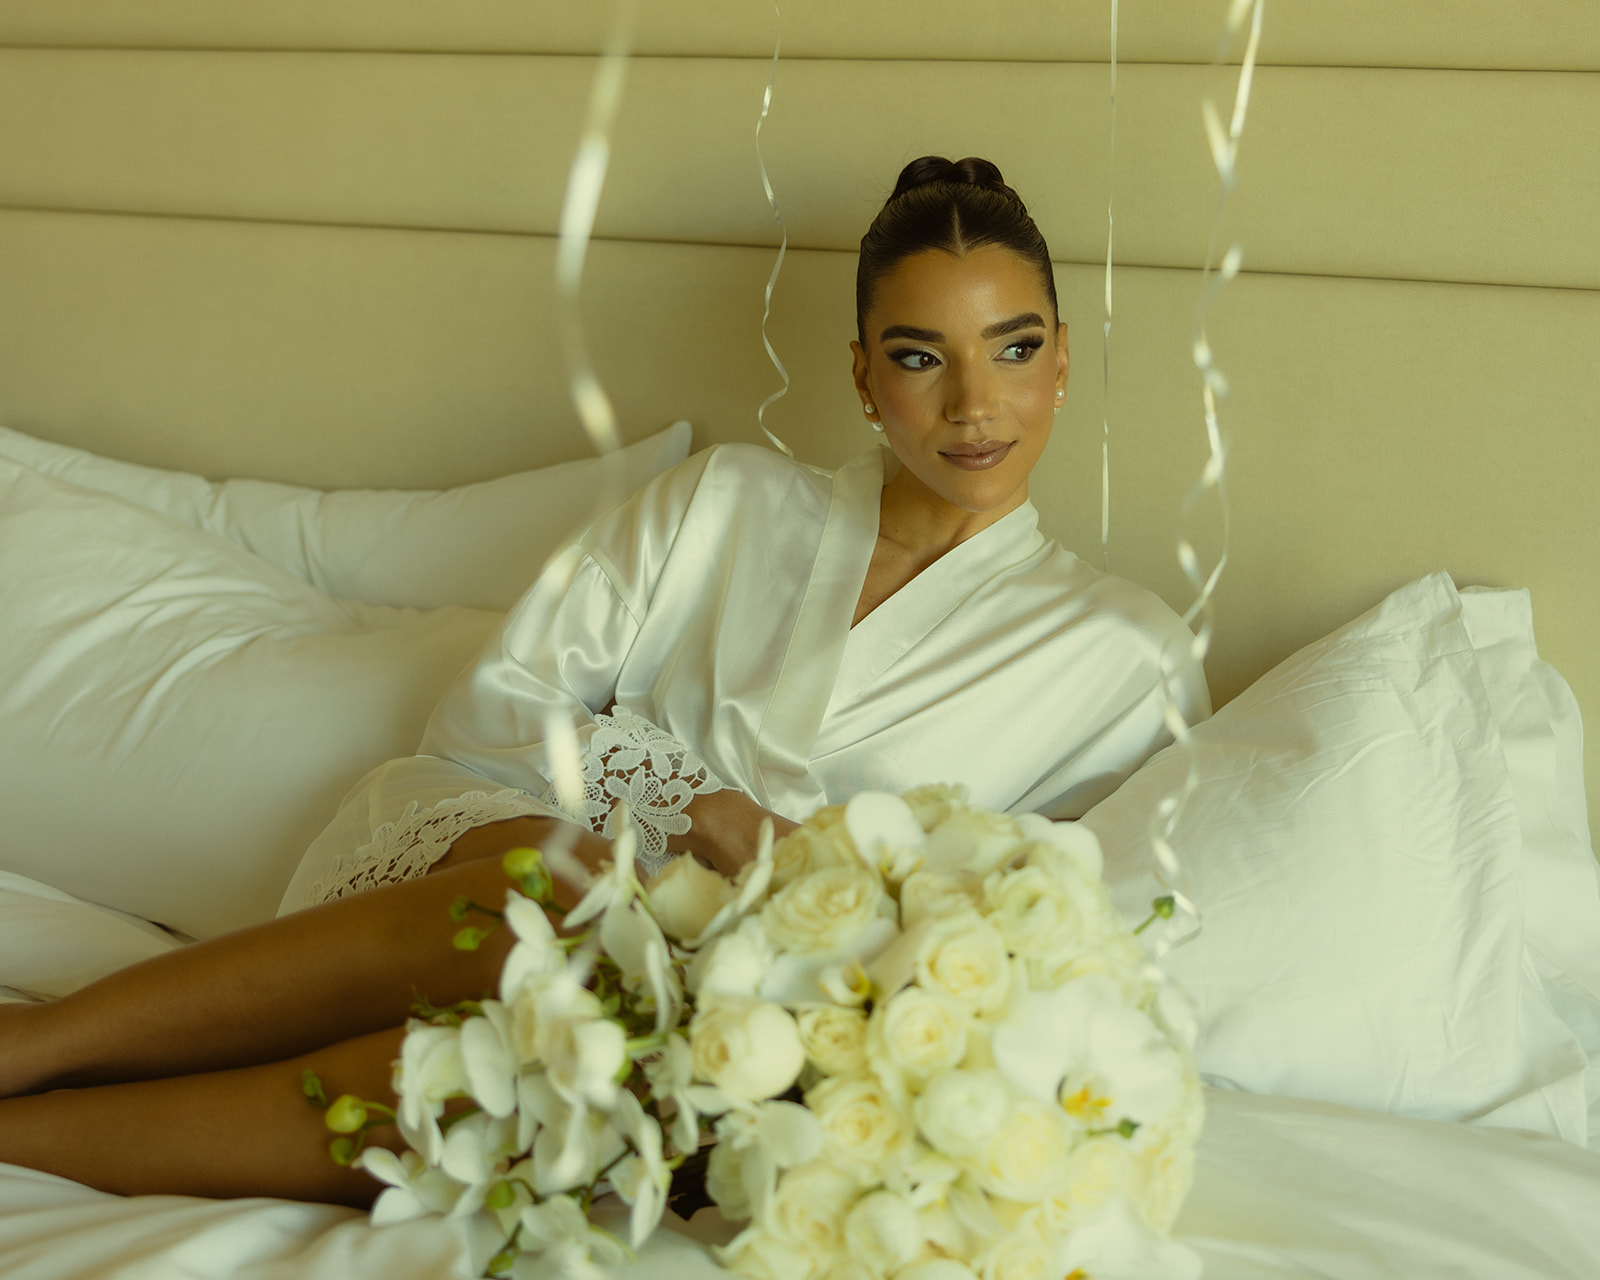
[879, 312, 1047, 344]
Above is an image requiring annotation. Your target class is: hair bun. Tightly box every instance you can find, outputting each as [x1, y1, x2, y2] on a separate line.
[888, 155, 1025, 208]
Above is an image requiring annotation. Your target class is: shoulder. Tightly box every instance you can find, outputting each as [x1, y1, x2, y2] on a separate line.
[1019, 545, 1212, 719]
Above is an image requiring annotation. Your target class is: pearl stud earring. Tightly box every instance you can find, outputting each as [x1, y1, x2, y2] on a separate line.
[863, 402, 876, 415]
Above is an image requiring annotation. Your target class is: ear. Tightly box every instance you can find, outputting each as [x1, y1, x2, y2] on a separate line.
[850, 340, 873, 406]
[1054, 321, 1070, 391]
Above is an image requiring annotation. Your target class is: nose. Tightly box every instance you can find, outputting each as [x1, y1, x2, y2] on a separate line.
[943, 359, 998, 425]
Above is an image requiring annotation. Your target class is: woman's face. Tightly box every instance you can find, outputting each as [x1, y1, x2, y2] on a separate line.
[851, 244, 1068, 522]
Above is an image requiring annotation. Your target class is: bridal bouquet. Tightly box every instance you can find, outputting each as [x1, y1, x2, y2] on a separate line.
[308, 785, 1203, 1280]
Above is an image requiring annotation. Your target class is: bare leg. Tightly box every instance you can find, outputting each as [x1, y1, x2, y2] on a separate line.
[1, 815, 590, 1099]
[0, 1027, 406, 1206]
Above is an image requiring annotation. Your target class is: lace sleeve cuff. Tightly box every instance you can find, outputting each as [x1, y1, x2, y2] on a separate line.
[539, 706, 724, 875]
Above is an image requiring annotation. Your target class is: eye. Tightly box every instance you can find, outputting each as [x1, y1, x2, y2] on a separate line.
[888, 348, 940, 371]
[998, 336, 1045, 363]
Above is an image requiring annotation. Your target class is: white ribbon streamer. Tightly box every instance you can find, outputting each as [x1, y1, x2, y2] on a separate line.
[1099, 0, 1118, 570]
[754, 0, 794, 458]
[544, 0, 639, 802]
[1145, 0, 1263, 957]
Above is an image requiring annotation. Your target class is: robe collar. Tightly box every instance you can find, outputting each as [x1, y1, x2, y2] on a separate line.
[753, 446, 1046, 807]
[831, 480, 1046, 714]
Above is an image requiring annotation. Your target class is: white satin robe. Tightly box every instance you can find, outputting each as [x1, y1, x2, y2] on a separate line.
[280, 443, 1207, 911]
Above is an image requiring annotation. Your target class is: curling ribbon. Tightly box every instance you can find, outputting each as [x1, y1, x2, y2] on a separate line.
[1100, 0, 1118, 570]
[754, 0, 795, 457]
[1143, 0, 1262, 958]
[543, 0, 640, 819]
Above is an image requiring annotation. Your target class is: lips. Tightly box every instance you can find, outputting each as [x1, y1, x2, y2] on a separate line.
[939, 440, 1014, 470]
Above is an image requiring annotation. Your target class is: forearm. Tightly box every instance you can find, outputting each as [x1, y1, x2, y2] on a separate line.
[667, 788, 798, 878]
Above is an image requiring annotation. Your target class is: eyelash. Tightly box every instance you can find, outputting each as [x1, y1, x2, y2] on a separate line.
[888, 336, 1044, 370]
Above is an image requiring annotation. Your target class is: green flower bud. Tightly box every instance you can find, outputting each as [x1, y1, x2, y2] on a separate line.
[501, 846, 544, 881]
[1153, 894, 1176, 919]
[483, 1181, 516, 1211]
[448, 895, 473, 922]
[486, 1245, 519, 1277]
[300, 1068, 329, 1107]
[1116, 1117, 1141, 1140]
[325, 1094, 368, 1134]
[453, 925, 489, 952]
[328, 1136, 359, 1165]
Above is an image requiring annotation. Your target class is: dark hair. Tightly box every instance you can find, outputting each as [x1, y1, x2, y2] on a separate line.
[856, 156, 1057, 343]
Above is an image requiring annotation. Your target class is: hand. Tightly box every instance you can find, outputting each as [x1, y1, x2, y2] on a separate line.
[668, 789, 797, 880]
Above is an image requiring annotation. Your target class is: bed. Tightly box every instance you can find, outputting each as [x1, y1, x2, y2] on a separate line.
[2, 2, 1599, 1276]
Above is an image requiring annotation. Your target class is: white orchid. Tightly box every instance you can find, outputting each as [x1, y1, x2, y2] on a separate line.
[436, 1110, 519, 1217]
[642, 1031, 731, 1155]
[843, 791, 928, 887]
[562, 815, 645, 934]
[356, 1147, 469, 1226]
[1058, 1197, 1203, 1280]
[392, 1020, 469, 1165]
[600, 894, 683, 1032]
[679, 818, 777, 948]
[459, 998, 517, 1119]
[710, 1099, 823, 1221]
[498, 889, 567, 1006]
[517, 1193, 630, 1280]
[608, 1089, 672, 1247]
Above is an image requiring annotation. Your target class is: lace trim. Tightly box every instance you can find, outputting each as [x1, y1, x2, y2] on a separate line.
[302, 788, 551, 906]
[540, 706, 724, 876]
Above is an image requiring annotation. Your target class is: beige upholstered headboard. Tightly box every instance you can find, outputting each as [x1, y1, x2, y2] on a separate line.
[2, 3, 1596, 805]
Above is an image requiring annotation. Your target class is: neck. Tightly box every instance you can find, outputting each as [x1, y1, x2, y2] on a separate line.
[876, 468, 1026, 566]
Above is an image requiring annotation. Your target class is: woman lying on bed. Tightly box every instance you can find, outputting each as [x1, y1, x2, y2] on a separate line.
[0, 157, 1206, 1207]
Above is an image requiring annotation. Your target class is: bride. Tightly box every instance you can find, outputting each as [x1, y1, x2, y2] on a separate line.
[0, 156, 1207, 1207]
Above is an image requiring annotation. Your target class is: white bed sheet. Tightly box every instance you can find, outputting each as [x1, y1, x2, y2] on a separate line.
[2, 1087, 1598, 1280]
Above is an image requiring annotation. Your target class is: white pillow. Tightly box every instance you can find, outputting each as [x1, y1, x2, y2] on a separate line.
[1083, 573, 1593, 1143]
[0, 457, 502, 939]
[0, 421, 692, 610]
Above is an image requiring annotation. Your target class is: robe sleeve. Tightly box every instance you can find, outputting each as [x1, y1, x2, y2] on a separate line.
[415, 452, 727, 872]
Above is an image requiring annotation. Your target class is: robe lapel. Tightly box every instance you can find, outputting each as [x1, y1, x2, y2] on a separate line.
[751, 446, 885, 809]
[826, 500, 1046, 717]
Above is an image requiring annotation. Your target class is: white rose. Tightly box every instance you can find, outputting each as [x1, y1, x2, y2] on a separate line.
[899, 869, 983, 930]
[759, 1158, 859, 1255]
[646, 854, 737, 942]
[896, 1261, 980, 1280]
[806, 1072, 914, 1174]
[796, 1005, 870, 1076]
[923, 807, 1026, 877]
[715, 1224, 825, 1280]
[1015, 813, 1104, 880]
[914, 913, 1012, 1015]
[912, 1068, 1014, 1159]
[900, 782, 971, 833]
[867, 988, 969, 1086]
[974, 1209, 1066, 1280]
[843, 1189, 924, 1274]
[1048, 1135, 1144, 1227]
[688, 914, 776, 999]
[771, 819, 859, 890]
[690, 997, 805, 1101]
[982, 864, 1081, 962]
[976, 1097, 1074, 1202]
[762, 863, 891, 959]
